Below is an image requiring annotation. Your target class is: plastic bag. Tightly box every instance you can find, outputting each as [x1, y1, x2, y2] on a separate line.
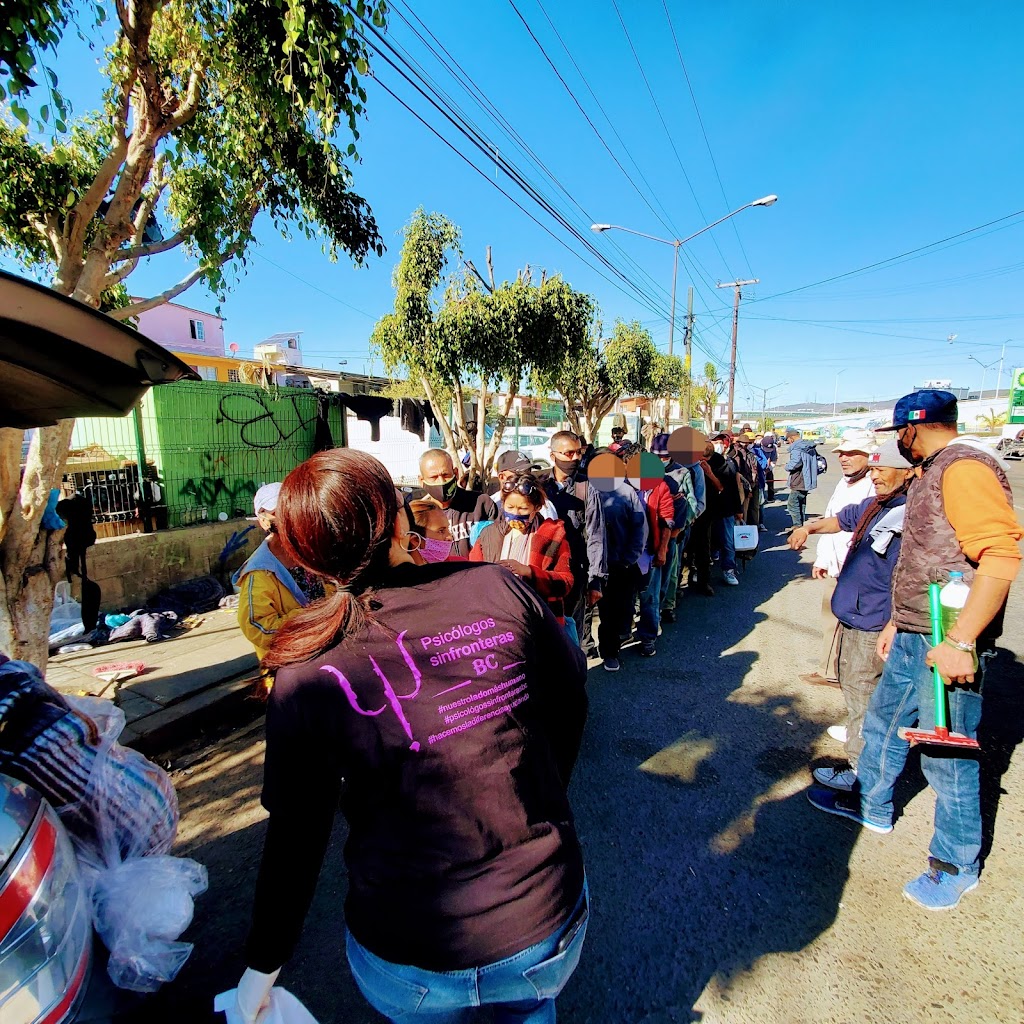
[50, 580, 83, 641]
[56, 694, 208, 992]
[215, 986, 323, 1024]
[734, 525, 759, 552]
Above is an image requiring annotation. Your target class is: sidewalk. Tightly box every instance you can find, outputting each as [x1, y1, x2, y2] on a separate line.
[47, 609, 260, 753]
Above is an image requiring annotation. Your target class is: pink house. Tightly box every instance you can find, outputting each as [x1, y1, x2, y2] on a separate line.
[135, 299, 226, 357]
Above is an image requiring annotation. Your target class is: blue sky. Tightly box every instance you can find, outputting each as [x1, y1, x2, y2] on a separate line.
[6, 1, 1024, 409]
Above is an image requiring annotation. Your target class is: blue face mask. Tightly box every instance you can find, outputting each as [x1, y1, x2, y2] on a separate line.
[503, 509, 532, 523]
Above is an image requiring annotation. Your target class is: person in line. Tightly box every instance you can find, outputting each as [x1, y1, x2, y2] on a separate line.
[470, 472, 575, 625]
[419, 448, 498, 558]
[708, 434, 743, 587]
[784, 428, 820, 528]
[801, 431, 877, 690]
[492, 450, 558, 522]
[234, 483, 326, 662]
[683, 444, 721, 596]
[402, 497, 459, 564]
[596, 473, 647, 672]
[609, 425, 627, 452]
[231, 449, 589, 1024]
[806, 390, 1022, 911]
[760, 429, 779, 501]
[752, 434, 770, 531]
[650, 432, 699, 624]
[789, 440, 914, 787]
[541, 431, 608, 655]
[633, 466, 675, 657]
[732, 432, 761, 531]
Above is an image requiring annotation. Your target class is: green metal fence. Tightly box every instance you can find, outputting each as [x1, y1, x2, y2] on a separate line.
[66, 381, 345, 536]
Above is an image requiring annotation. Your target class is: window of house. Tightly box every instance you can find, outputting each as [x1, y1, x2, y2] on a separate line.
[189, 319, 205, 341]
[228, 368, 241, 382]
[287, 337, 297, 349]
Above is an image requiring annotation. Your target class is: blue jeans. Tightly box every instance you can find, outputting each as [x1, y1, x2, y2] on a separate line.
[714, 517, 736, 571]
[637, 561, 663, 642]
[346, 885, 589, 1023]
[855, 631, 985, 873]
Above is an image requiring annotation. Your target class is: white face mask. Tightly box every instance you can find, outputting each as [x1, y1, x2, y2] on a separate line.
[713, 443, 725, 455]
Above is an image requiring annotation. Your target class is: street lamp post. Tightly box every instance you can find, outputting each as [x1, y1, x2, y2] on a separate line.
[591, 194, 777, 422]
[832, 369, 846, 418]
[968, 354, 999, 400]
[750, 381, 787, 426]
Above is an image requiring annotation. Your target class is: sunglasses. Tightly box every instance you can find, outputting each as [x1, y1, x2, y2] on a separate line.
[552, 447, 583, 458]
[501, 478, 540, 497]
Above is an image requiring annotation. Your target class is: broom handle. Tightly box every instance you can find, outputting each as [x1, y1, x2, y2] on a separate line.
[928, 582, 948, 732]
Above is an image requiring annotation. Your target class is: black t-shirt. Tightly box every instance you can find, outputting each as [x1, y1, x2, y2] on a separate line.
[245, 562, 587, 973]
[444, 487, 498, 557]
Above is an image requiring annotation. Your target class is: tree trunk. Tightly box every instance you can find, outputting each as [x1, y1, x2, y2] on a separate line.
[0, 420, 75, 668]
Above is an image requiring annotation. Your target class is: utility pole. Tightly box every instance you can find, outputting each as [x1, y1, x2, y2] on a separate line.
[682, 286, 694, 423]
[717, 278, 758, 430]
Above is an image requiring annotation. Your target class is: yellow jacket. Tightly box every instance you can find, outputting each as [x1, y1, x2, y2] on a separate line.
[233, 539, 308, 662]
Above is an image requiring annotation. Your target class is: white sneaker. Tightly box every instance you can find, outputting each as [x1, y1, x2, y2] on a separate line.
[722, 570, 739, 586]
[812, 766, 857, 791]
[827, 724, 848, 743]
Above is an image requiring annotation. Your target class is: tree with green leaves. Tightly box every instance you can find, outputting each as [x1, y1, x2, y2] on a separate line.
[0, 0, 385, 666]
[373, 209, 594, 487]
[647, 352, 687, 426]
[535, 318, 659, 443]
[695, 361, 723, 434]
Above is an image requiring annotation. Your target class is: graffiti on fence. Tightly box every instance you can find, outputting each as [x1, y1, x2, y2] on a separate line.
[180, 476, 258, 509]
[216, 392, 317, 449]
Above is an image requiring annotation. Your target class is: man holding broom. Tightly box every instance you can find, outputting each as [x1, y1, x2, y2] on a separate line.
[806, 390, 1022, 910]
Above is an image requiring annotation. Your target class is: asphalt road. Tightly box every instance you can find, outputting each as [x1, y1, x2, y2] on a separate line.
[90, 451, 1024, 1024]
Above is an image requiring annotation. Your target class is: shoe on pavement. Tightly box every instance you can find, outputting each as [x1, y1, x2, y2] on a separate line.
[800, 672, 841, 689]
[827, 724, 849, 743]
[806, 785, 893, 834]
[812, 765, 857, 791]
[603, 658, 621, 672]
[722, 570, 739, 586]
[690, 582, 714, 596]
[661, 608, 676, 623]
[903, 859, 978, 911]
[640, 641, 657, 657]
[759, 523, 767, 532]
[619, 631, 632, 643]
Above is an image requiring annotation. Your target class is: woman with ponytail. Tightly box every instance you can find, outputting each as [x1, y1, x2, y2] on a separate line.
[231, 450, 589, 1024]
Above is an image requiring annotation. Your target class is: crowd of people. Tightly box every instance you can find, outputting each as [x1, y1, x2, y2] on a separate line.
[222, 389, 1020, 1022]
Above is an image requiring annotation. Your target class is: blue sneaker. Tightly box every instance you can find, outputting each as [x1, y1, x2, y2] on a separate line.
[806, 785, 893, 834]
[903, 859, 978, 911]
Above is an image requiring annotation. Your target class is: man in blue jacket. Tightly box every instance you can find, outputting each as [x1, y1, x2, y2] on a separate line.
[784, 428, 820, 527]
[788, 439, 914, 788]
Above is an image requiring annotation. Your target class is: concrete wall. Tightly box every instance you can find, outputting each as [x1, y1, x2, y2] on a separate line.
[76, 520, 260, 612]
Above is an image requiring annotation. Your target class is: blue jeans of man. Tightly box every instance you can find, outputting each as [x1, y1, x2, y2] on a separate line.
[345, 885, 589, 1023]
[637, 560, 664, 643]
[714, 516, 736, 572]
[854, 631, 985, 873]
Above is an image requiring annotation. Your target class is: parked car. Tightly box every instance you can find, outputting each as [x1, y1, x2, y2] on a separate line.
[0, 776, 92, 1024]
[498, 427, 558, 470]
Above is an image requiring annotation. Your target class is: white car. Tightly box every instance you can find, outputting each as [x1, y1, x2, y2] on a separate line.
[498, 427, 560, 469]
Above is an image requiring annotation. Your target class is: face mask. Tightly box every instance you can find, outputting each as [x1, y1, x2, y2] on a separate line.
[551, 456, 579, 475]
[424, 477, 458, 503]
[897, 427, 922, 466]
[419, 537, 453, 563]
[713, 443, 724, 455]
[503, 508, 533, 533]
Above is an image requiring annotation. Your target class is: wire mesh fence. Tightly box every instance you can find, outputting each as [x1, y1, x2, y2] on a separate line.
[65, 381, 340, 536]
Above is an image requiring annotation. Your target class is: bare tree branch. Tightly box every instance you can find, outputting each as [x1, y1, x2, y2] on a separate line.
[463, 260, 493, 294]
[108, 264, 206, 319]
[111, 226, 189, 263]
[167, 69, 205, 131]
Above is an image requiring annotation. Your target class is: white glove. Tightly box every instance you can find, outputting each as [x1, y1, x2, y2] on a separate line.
[216, 967, 280, 1024]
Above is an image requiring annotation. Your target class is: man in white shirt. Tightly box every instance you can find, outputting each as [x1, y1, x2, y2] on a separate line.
[801, 430, 877, 689]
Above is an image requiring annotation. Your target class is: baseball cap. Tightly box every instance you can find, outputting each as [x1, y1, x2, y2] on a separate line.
[496, 450, 532, 474]
[875, 389, 958, 432]
[832, 429, 876, 454]
[868, 439, 914, 469]
[650, 432, 671, 456]
[252, 482, 282, 517]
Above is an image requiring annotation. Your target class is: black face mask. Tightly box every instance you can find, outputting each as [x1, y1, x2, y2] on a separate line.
[897, 426, 922, 466]
[552, 456, 579, 475]
[424, 477, 458, 503]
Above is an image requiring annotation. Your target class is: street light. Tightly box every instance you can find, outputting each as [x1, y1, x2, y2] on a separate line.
[832, 369, 846, 418]
[589, 194, 779, 360]
[968, 354, 999, 400]
[750, 380, 787, 425]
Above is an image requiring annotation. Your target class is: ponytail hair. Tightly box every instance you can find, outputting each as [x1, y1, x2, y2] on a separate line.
[263, 450, 398, 669]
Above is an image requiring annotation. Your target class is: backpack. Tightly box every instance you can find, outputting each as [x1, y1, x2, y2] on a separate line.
[816, 453, 828, 474]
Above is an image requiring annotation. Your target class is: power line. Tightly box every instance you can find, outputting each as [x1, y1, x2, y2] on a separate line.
[254, 253, 375, 318]
[609, 0, 735, 279]
[751, 207, 1024, 304]
[661, 0, 753, 278]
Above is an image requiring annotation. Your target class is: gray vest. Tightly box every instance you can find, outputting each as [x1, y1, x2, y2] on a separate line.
[891, 443, 1013, 637]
